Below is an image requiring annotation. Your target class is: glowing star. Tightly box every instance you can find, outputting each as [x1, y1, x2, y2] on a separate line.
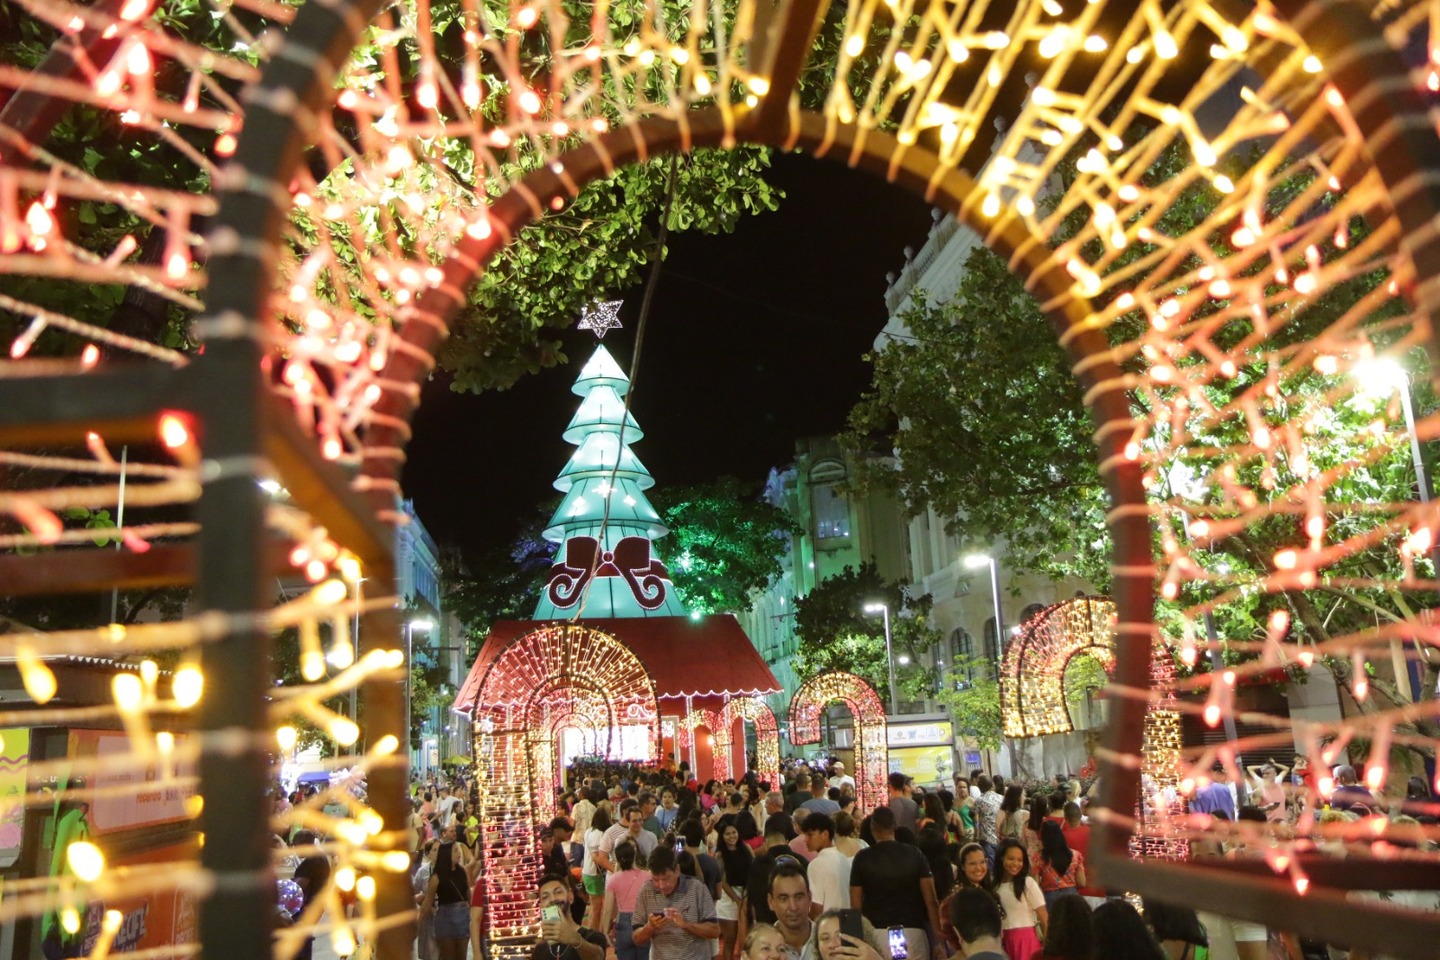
[576, 300, 624, 339]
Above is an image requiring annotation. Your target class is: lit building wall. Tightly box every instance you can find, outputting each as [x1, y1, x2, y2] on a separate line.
[397, 499, 458, 776]
[739, 439, 909, 755]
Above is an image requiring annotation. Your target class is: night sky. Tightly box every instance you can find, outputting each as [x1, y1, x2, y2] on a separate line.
[401, 151, 936, 561]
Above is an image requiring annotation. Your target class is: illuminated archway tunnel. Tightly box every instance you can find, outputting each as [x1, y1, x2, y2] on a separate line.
[718, 695, 781, 788]
[1001, 595, 1117, 739]
[788, 671, 889, 814]
[473, 625, 657, 958]
[6, 0, 1440, 957]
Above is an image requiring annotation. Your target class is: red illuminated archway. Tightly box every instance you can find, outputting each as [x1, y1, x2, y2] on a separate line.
[472, 625, 657, 957]
[788, 672, 888, 814]
[717, 696, 781, 787]
[679, 708, 726, 780]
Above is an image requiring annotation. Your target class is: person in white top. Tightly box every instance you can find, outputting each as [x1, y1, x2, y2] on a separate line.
[827, 762, 856, 793]
[802, 814, 851, 912]
[991, 839, 1047, 960]
[434, 786, 461, 829]
[581, 805, 614, 927]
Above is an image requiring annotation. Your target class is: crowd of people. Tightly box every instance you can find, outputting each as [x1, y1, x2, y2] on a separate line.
[385, 756, 1438, 960]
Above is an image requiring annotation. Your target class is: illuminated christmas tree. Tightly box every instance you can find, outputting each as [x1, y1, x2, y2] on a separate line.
[533, 344, 688, 618]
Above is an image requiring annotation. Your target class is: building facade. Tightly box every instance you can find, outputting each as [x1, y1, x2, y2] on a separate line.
[739, 437, 910, 753]
[397, 499, 466, 775]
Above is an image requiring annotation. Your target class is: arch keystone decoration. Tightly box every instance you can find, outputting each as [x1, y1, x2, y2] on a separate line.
[788, 671, 888, 813]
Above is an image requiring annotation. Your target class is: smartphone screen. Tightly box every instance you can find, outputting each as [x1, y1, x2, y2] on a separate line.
[838, 909, 864, 943]
[674, 839, 684, 853]
[888, 927, 908, 960]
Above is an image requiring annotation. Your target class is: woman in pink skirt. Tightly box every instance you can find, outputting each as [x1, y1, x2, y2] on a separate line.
[991, 839, 1048, 960]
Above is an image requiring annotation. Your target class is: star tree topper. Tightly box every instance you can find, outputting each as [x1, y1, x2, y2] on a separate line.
[577, 300, 623, 339]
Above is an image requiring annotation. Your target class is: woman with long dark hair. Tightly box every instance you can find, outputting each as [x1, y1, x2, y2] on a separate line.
[1024, 799, 1048, 856]
[581, 805, 614, 928]
[998, 786, 1027, 843]
[1142, 898, 1209, 960]
[1035, 894, 1092, 960]
[715, 816, 754, 960]
[917, 825, 955, 901]
[1031, 820, 1085, 908]
[602, 840, 651, 960]
[992, 838, 1047, 960]
[1089, 901, 1166, 960]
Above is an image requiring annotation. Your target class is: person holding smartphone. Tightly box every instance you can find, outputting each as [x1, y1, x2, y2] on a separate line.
[534, 874, 607, 960]
[631, 846, 720, 960]
[812, 908, 884, 960]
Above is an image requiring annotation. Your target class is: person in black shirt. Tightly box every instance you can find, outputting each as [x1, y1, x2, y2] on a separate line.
[290, 831, 331, 960]
[533, 874, 607, 960]
[849, 807, 943, 960]
[424, 828, 476, 960]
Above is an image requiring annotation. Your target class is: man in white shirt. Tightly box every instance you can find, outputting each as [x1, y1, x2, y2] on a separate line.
[595, 800, 656, 874]
[434, 786, 462, 828]
[827, 762, 855, 793]
[802, 814, 850, 913]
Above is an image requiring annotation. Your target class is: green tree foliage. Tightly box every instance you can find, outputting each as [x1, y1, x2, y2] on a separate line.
[933, 654, 1003, 752]
[791, 562, 942, 705]
[843, 143, 1440, 763]
[650, 477, 802, 616]
[843, 249, 1111, 587]
[440, 150, 782, 392]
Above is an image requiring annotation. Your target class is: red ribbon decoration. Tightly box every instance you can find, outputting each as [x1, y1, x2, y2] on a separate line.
[545, 535, 670, 610]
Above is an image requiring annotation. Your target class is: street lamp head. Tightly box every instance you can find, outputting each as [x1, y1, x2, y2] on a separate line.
[1352, 357, 1408, 399]
[963, 554, 992, 569]
[897, 654, 911, 666]
[863, 602, 887, 614]
[409, 617, 436, 631]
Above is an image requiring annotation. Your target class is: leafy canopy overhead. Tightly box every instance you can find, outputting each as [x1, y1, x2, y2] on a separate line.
[792, 561, 942, 706]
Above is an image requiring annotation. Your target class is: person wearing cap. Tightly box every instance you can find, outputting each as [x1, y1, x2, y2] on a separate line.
[827, 763, 855, 794]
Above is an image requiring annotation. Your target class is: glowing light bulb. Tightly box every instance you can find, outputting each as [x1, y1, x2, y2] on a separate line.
[173, 666, 203, 707]
[277, 725, 298, 751]
[330, 717, 360, 746]
[68, 841, 106, 882]
[113, 673, 144, 712]
[159, 413, 190, 449]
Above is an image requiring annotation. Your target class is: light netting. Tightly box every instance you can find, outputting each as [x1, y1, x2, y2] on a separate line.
[4, 0, 1440, 956]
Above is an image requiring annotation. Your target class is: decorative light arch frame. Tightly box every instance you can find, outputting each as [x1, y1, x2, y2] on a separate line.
[1001, 595, 1117, 738]
[472, 625, 657, 958]
[788, 671, 888, 814]
[679, 707, 727, 780]
[717, 696, 782, 788]
[170, 0, 1440, 955]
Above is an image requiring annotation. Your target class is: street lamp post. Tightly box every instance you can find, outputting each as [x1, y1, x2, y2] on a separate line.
[863, 602, 898, 715]
[405, 617, 435, 772]
[963, 554, 1005, 661]
[964, 553, 1011, 775]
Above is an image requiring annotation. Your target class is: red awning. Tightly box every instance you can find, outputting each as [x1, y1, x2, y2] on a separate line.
[451, 614, 780, 715]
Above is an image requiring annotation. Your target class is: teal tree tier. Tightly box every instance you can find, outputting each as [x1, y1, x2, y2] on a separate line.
[534, 345, 689, 619]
